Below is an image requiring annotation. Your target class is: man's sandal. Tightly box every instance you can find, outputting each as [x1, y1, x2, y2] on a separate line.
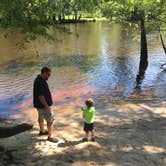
[39, 131, 49, 135]
[47, 137, 59, 143]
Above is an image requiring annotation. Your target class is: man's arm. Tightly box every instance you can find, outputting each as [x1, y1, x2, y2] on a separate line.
[36, 80, 49, 111]
[39, 96, 49, 111]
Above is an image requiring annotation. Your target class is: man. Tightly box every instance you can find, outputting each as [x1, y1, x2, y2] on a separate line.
[33, 67, 58, 142]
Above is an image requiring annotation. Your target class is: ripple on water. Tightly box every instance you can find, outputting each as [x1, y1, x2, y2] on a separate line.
[0, 22, 165, 120]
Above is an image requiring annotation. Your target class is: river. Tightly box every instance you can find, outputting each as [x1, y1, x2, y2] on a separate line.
[0, 22, 165, 121]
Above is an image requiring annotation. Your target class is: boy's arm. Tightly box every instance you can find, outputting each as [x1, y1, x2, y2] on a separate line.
[82, 109, 86, 119]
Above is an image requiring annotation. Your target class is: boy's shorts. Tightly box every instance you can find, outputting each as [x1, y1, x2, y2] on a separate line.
[37, 107, 55, 123]
[84, 122, 94, 132]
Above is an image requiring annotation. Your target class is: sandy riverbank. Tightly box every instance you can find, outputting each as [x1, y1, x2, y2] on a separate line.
[0, 100, 166, 166]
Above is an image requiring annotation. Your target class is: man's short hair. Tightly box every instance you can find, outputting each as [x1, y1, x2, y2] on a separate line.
[41, 67, 51, 74]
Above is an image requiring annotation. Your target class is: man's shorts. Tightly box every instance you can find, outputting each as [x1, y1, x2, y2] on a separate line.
[37, 107, 55, 123]
[84, 122, 94, 132]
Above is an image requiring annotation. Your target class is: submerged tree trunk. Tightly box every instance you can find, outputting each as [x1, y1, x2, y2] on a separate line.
[139, 18, 148, 75]
[136, 18, 148, 89]
[159, 29, 166, 70]
[159, 29, 166, 55]
[159, 0, 166, 70]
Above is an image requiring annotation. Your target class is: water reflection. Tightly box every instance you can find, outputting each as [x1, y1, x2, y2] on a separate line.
[0, 22, 165, 119]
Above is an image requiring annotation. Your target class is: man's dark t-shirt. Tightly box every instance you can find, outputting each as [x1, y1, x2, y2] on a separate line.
[33, 75, 53, 108]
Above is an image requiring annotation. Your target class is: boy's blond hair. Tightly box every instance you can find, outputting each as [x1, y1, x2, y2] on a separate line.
[85, 98, 94, 108]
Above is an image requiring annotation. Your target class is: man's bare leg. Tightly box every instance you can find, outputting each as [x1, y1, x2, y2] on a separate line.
[38, 118, 45, 133]
[47, 122, 52, 138]
[47, 122, 58, 142]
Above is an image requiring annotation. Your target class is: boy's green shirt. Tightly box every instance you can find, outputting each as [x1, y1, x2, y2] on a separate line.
[83, 107, 95, 124]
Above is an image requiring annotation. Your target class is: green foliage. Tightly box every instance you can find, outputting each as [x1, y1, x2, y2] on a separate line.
[0, 0, 54, 42]
[101, 0, 166, 32]
[0, 0, 101, 41]
[0, 0, 165, 42]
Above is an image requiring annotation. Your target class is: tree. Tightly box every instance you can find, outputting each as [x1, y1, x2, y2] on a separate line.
[101, 0, 166, 88]
[0, 0, 101, 42]
[0, 0, 55, 42]
[158, 0, 166, 70]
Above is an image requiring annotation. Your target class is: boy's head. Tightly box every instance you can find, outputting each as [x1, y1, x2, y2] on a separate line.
[85, 98, 94, 108]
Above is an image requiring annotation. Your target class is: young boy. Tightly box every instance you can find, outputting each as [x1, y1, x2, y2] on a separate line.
[82, 98, 95, 142]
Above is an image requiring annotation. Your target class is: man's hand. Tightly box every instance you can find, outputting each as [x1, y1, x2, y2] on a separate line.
[39, 96, 50, 111]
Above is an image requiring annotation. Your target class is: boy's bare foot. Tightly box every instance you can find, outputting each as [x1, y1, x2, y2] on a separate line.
[82, 138, 88, 142]
[47, 137, 59, 143]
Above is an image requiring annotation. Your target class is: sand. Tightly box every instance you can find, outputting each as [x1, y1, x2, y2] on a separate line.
[0, 100, 166, 166]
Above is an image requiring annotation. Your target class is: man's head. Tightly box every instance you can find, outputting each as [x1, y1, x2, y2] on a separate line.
[41, 67, 51, 80]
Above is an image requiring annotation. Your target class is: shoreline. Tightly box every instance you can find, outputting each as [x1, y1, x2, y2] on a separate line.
[0, 100, 166, 165]
[0, 117, 18, 127]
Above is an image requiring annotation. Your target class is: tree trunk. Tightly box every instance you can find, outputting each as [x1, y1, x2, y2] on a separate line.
[53, 15, 56, 22]
[159, 28, 166, 55]
[135, 18, 148, 89]
[78, 14, 82, 20]
[160, 0, 164, 7]
[139, 18, 148, 75]
[160, 29, 166, 70]
[58, 15, 62, 23]
[74, 12, 78, 21]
